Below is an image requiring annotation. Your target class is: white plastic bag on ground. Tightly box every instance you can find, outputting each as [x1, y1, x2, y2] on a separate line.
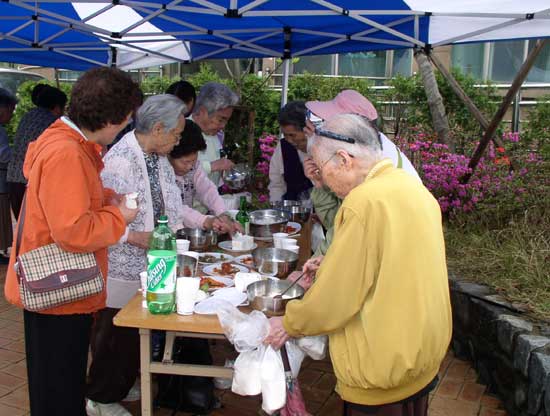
[261, 346, 286, 414]
[285, 340, 306, 379]
[297, 335, 328, 360]
[232, 346, 264, 396]
[216, 303, 269, 352]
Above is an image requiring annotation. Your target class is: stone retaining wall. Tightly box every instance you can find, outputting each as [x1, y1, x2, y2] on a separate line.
[450, 277, 550, 416]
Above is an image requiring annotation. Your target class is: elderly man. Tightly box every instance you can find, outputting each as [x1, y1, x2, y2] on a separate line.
[266, 114, 452, 416]
[304, 90, 419, 257]
[190, 82, 239, 186]
[86, 94, 186, 416]
[268, 101, 313, 202]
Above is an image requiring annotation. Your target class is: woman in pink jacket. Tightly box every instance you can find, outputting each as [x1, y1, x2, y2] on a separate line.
[169, 120, 240, 233]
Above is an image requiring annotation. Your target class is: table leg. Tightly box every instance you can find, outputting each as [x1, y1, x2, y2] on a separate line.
[139, 328, 153, 416]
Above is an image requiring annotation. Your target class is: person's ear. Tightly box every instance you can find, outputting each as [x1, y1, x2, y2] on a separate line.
[152, 121, 164, 136]
[336, 150, 353, 169]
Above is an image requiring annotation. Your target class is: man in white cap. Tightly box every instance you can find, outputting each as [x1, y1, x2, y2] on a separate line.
[304, 90, 419, 257]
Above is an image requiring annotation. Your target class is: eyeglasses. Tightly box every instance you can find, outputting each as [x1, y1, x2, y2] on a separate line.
[315, 151, 354, 176]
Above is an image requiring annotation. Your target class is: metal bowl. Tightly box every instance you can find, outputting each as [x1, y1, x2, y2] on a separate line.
[222, 163, 251, 190]
[247, 279, 304, 316]
[249, 209, 291, 238]
[251, 247, 298, 279]
[176, 228, 217, 251]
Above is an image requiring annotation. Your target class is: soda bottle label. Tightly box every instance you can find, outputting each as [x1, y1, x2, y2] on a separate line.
[147, 252, 176, 294]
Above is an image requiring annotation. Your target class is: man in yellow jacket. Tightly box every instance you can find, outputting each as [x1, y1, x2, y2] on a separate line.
[265, 114, 452, 415]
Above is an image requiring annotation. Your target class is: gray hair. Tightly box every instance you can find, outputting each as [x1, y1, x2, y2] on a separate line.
[193, 82, 239, 115]
[0, 88, 17, 108]
[308, 113, 382, 166]
[134, 94, 186, 134]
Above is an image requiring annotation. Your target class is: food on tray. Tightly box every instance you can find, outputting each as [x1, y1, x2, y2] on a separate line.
[284, 225, 297, 234]
[239, 256, 254, 266]
[199, 254, 227, 263]
[232, 232, 254, 250]
[213, 262, 240, 276]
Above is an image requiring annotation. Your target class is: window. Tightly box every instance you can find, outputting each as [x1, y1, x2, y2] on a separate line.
[292, 55, 333, 75]
[392, 49, 412, 77]
[338, 51, 387, 77]
[451, 43, 485, 79]
[526, 40, 550, 83]
[489, 40, 526, 82]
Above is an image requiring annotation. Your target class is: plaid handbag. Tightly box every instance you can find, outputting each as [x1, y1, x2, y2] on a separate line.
[14, 193, 104, 311]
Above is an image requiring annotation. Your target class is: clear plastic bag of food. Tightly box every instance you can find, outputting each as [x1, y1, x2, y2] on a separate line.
[231, 347, 264, 396]
[297, 335, 328, 360]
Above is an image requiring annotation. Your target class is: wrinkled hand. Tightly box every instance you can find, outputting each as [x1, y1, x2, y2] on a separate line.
[127, 231, 151, 249]
[211, 158, 235, 172]
[219, 215, 243, 234]
[264, 316, 289, 350]
[108, 192, 124, 206]
[287, 270, 314, 291]
[302, 256, 324, 281]
[303, 158, 323, 188]
[116, 199, 138, 224]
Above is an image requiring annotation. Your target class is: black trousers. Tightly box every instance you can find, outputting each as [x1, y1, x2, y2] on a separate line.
[24, 310, 93, 416]
[87, 308, 140, 403]
[7, 181, 26, 221]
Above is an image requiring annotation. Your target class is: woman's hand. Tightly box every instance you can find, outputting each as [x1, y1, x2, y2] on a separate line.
[116, 199, 138, 224]
[264, 316, 289, 350]
[211, 158, 235, 172]
[127, 231, 151, 249]
[303, 158, 323, 189]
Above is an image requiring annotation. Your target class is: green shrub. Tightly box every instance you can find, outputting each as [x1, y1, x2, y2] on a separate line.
[522, 94, 550, 158]
[140, 76, 177, 95]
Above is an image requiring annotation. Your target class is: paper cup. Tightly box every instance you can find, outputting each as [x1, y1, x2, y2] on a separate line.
[281, 238, 298, 248]
[176, 277, 201, 315]
[176, 239, 190, 253]
[273, 232, 289, 248]
[139, 271, 148, 298]
[285, 245, 300, 254]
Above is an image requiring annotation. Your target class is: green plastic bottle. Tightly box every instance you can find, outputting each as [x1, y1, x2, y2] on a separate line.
[146, 215, 176, 314]
[235, 196, 250, 235]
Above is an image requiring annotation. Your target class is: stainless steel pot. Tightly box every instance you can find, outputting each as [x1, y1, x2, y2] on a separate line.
[249, 209, 290, 238]
[176, 228, 217, 251]
[246, 279, 304, 316]
[252, 247, 298, 279]
[222, 163, 251, 190]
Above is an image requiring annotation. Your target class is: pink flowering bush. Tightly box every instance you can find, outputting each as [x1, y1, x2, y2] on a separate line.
[252, 133, 278, 207]
[395, 132, 547, 220]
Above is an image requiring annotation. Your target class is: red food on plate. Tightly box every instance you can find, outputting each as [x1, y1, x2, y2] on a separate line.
[285, 225, 297, 234]
[213, 262, 239, 276]
[200, 277, 226, 288]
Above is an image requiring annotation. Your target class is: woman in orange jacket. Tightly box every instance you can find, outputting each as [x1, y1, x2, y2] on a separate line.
[4, 68, 141, 416]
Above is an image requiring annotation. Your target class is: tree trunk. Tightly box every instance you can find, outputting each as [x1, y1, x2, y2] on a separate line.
[414, 49, 453, 151]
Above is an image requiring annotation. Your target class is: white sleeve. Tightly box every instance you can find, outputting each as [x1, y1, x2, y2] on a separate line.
[268, 142, 286, 202]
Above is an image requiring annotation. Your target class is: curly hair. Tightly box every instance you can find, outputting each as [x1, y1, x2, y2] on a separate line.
[169, 119, 206, 159]
[67, 68, 141, 132]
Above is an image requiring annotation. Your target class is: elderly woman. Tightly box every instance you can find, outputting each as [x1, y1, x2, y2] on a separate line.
[4, 68, 140, 416]
[266, 114, 452, 416]
[86, 94, 186, 416]
[190, 82, 239, 186]
[169, 119, 240, 233]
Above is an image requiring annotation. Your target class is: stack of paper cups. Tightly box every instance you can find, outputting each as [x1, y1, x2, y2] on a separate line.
[176, 239, 190, 254]
[139, 271, 148, 298]
[176, 277, 201, 315]
[273, 232, 289, 249]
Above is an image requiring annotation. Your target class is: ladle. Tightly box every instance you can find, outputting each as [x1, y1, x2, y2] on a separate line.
[273, 271, 306, 300]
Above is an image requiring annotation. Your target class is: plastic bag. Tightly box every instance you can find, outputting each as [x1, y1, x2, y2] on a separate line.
[216, 303, 269, 352]
[261, 346, 286, 415]
[297, 335, 328, 360]
[232, 346, 264, 396]
[285, 340, 305, 379]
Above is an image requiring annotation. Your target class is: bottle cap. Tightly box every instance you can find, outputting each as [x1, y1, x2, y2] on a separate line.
[158, 215, 168, 223]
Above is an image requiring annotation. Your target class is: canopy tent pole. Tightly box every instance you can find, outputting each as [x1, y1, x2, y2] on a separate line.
[462, 38, 549, 184]
[280, 58, 290, 107]
[427, 50, 509, 152]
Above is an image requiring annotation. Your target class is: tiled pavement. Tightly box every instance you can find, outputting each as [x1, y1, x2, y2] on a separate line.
[0, 264, 509, 415]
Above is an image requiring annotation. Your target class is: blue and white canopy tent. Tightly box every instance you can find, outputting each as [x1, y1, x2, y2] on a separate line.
[1, 0, 550, 71]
